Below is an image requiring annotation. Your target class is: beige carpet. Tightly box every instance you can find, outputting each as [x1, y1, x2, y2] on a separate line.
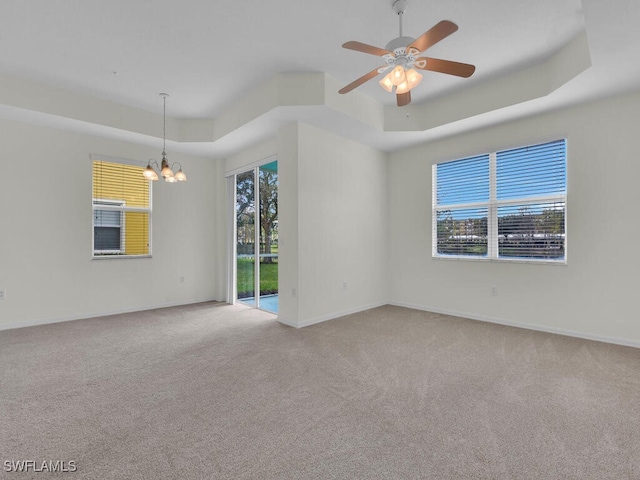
[1, 303, 639, 479]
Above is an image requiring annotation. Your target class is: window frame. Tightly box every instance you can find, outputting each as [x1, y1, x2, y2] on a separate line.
[432, 140, 567, 264]
[93, 199, 126, 255]
[91, 156, 153, 260]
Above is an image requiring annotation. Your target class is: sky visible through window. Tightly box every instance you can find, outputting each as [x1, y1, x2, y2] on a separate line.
[436, 154, 489, 206]
[436, 140, 566, 220]
[434, 139, 566, 260]
[496, 141, 566, 200]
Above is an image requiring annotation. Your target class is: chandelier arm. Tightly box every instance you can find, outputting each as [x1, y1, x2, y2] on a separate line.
[146, 158, 160, 169]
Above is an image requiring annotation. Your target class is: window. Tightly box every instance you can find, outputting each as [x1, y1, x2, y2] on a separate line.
[92, 160, 151, 258]
[93, 200, 124, 254]
[433, 139, 566, 262]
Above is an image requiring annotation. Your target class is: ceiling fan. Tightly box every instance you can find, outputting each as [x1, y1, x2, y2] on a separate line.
[338, 0, 476, 107]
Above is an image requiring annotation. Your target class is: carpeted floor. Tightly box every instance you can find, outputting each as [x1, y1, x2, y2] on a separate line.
[1, 303, 639, 479]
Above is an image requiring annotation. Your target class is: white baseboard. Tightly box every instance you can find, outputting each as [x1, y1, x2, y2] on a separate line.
[7, 299, 638, 350]
[279, 301, 387, 329]
[389, 301, 640, 349]
[0, 298, 221, 332]
[275, 316, 298, 328]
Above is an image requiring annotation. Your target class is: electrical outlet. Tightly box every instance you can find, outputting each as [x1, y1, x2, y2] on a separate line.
[0, 290, 5, 300]
[491, 285, 498, 296]
[291, 288, 297, 297]
[342, 281, 348, 291]
[179, 276, 185, 283]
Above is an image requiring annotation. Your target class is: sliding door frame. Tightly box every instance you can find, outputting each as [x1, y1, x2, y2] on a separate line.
[226, 155, 278, 309]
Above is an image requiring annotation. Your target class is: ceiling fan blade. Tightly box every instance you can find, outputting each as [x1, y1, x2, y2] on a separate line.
[397, 91, 411, 107]
[408, 20, 458, 53]
[415, 57, 476, 78]
[342, 41, 393, 57]
[339, 67, 385, 94]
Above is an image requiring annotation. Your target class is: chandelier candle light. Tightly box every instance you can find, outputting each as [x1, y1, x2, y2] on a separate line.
[143, 93, 187, 182]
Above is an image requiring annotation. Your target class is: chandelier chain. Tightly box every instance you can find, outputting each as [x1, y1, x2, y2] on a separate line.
[162, 95, 166, 154]
[143, 92, 186, 182]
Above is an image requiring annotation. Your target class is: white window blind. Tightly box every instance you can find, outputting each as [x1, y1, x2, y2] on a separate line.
[434, 154, 490, 257]
[92, 160, 151, 258]
[93, 200, 124, 254]
[433, 139, 566, 262]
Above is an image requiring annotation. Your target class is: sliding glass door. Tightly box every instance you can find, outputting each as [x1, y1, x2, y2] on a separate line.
[236, 170, 256, 306]
[234, 161, 278, 313]
[257, 162, 278, 312]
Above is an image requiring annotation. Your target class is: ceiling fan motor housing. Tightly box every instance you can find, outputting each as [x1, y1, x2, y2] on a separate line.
[387, 0, 418, 67]
[383, 36, 419, 69]
[385, 36, 416, 53]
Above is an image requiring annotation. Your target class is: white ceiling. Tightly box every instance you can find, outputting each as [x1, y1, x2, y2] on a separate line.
[0, 0, 639, 157]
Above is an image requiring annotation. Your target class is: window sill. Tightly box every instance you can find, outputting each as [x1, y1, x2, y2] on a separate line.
[432, 255, 567, 266]
[92, 255, 152, 260]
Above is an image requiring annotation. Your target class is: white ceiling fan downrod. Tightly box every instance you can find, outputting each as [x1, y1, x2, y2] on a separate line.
[381, 0, 421, 72]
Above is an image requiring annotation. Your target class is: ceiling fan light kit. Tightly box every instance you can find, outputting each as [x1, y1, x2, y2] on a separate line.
[339, 0, 476, 106]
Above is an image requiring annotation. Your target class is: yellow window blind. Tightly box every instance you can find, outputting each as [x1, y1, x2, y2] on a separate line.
[92, 160, 151, 257]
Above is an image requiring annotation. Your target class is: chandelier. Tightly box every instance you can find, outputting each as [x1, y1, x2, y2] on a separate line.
[143, 93, 187, 182]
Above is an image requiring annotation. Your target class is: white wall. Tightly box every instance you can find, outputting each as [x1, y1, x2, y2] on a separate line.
[295, 123, 388, 326]
[0, 119, 223, 330]
[224, 123, 388, 328]
[387, 91, 640, 346]
[224, 138, 278, 175]
[6, 88, 639, 347]
[276, 124, 300, 325]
